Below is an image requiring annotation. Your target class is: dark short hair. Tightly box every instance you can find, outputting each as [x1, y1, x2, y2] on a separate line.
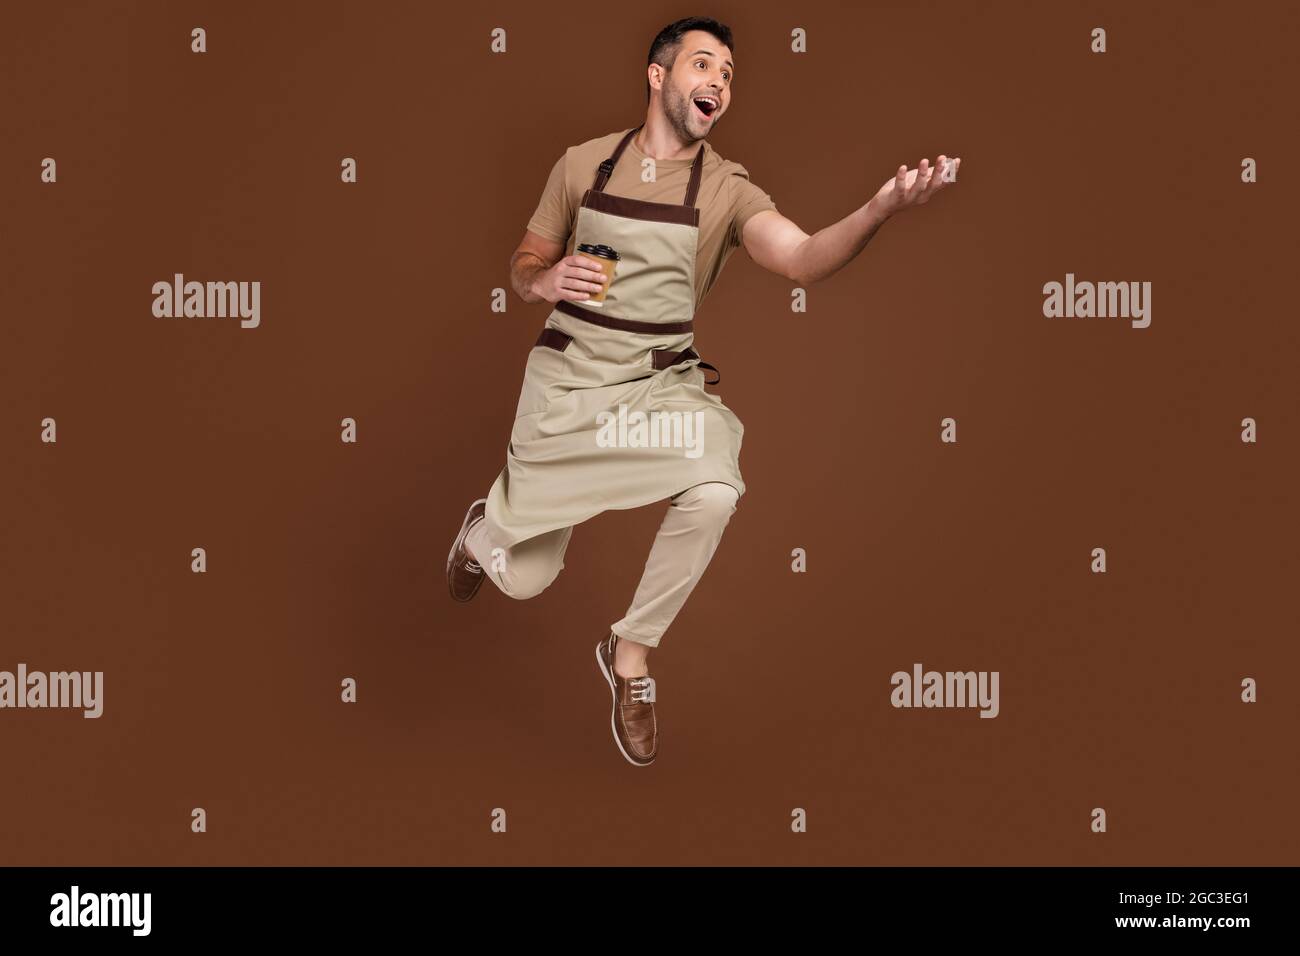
[646, 17, 735, 102]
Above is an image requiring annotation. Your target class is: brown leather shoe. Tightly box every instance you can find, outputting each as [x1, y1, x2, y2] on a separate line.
[447, 498, 487, 602]
[595, 633, 657, 766]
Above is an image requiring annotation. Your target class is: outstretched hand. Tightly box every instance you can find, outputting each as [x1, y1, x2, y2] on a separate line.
[873, 155, 961, 218]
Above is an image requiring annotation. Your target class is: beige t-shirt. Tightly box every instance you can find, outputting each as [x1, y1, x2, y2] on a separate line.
[526, 128, 778, 311]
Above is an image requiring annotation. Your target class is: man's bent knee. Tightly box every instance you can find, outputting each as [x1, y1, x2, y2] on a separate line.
[677, 482, 740, 527]
[497, 563, 561, 601]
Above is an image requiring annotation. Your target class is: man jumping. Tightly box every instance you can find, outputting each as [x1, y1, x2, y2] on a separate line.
[447, 16, 960, 766]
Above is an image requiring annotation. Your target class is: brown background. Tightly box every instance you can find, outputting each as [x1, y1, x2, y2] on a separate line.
[2, 0, 1296, 866]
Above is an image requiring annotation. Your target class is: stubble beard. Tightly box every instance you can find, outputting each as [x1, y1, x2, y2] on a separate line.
[661, 76, 714, 145]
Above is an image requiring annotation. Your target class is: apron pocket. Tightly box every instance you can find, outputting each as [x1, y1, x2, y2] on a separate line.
[535, 327, 573, 352]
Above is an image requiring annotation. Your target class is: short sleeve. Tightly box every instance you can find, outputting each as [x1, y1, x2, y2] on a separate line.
[727, 166, 778, 249]
[526, 153, 572, 244]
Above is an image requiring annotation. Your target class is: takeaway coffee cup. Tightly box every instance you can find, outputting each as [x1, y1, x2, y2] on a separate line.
[577, 243, 620, 306]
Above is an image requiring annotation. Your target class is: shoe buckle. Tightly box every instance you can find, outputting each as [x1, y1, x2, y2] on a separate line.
[630, 677, 656, 703]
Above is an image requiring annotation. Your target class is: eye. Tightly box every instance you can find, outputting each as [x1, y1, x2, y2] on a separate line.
[697, 60, 731, 82]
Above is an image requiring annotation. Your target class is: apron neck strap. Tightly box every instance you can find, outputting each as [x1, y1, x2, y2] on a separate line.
[592, 124, 705, 208]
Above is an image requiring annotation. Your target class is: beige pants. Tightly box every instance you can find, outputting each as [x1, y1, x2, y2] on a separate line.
[465, 482, 739, 648]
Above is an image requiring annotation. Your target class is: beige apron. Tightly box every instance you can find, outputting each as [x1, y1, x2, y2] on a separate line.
[484, 125, 746, 549]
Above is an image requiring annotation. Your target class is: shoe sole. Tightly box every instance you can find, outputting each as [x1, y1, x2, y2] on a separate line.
[447, 498, 488, 602]
[595, 640, 655, 767]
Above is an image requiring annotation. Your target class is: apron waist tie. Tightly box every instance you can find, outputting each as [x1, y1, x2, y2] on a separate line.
[650, 346, 721, 385]
[534, 328, 721, 386]
[556, 299, 694, 335]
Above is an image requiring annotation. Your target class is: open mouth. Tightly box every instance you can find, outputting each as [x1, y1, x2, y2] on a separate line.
[692, 95, 719, 119]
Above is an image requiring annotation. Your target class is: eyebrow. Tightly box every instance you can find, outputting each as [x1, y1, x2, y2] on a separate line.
[688, 49, 734, 71]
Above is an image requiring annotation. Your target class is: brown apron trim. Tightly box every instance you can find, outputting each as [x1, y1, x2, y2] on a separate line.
[684, 144, 704, 207]
[534, 333, 723, 385]
[534, 327, 573, 352]
[582, 190, 701, 227]
[651, 347, 721, 385]
[592, 127, 639, 192]
[592, 124, 705, 208]
[556, 299, 694, 335]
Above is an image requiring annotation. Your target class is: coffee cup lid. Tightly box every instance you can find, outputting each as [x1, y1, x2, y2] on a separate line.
[577, 243, 620, 260]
